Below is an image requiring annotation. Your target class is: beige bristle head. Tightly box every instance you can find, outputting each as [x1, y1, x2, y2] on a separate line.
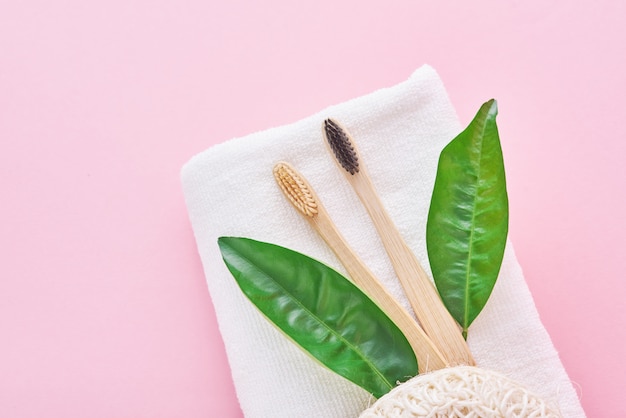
[273, 162, 319, 218]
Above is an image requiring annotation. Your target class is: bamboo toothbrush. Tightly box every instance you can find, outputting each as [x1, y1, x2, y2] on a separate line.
[273, 162, 448, 373]
[322, 118, 475, 367]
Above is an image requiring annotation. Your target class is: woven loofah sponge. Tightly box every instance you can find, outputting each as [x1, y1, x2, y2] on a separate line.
[360, 366, 561, 418]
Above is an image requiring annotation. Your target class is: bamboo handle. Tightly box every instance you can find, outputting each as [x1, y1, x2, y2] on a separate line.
[310, 207, 448, 372]
[350, 170, 475, 366]
[272, 161, 448, 371]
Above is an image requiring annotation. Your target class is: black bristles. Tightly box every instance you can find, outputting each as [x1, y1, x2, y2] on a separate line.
[324, 119, 359, 175]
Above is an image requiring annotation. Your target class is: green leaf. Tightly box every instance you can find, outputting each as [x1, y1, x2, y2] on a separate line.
[217, 236, 418, 398]
[426, 99, 509, 339]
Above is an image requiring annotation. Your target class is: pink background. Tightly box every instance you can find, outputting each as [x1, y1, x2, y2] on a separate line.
[1, 1, 624, 416]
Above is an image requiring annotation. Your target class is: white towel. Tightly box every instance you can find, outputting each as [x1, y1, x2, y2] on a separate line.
[181, 65, 585, 418]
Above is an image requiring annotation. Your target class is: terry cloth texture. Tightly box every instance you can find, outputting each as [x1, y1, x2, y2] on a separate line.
[181, 65, 586, 418]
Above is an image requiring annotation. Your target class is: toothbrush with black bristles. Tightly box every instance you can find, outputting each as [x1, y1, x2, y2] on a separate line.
[273, 161, 448, 373]
[322, 118, 475, 367]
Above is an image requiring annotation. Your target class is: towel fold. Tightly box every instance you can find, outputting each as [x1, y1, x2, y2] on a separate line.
[181, 65, 585, 418]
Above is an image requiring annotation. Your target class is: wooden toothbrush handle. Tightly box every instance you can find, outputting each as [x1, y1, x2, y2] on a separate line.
[310, 211, 448, 373]
[351, 173, 475, 366]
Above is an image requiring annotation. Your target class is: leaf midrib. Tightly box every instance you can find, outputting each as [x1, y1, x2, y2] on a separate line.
[463, 117, 488, 334]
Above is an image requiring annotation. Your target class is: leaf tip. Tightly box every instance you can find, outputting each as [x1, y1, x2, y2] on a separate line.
[483, 98, 498, 117]
[217, 236, 239, 252]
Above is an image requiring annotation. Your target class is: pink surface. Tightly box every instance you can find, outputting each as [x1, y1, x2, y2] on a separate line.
[1, 1, 624, 416]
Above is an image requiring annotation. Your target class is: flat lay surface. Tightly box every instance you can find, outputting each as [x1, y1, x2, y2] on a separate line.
[1, 1, 624, 417]
[180, 66, 585, 417]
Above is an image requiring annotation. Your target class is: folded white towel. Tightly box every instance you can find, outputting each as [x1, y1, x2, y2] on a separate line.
[181, 65, 585, 418]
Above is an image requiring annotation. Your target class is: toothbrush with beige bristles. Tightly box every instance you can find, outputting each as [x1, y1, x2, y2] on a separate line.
[273, 162, 448, 373]
[322, 118, 475, 367]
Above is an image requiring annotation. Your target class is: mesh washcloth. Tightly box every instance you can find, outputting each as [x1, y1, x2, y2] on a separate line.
[360, 366, 561, 418]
